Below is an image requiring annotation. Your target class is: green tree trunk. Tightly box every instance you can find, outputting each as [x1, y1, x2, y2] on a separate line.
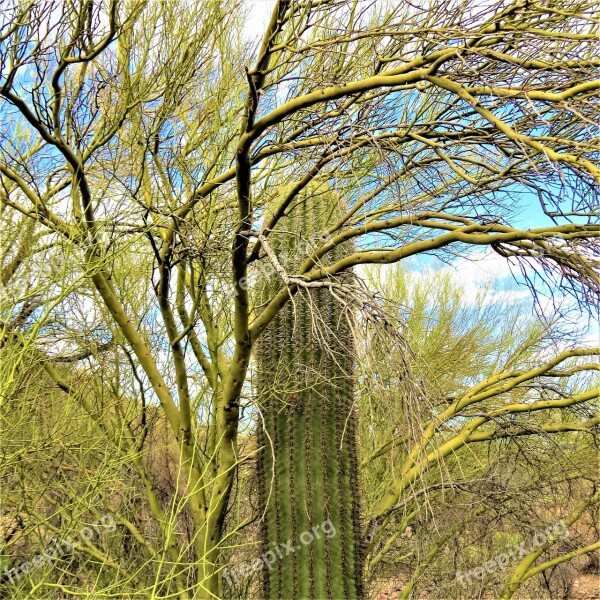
[256, 189, 364, 599]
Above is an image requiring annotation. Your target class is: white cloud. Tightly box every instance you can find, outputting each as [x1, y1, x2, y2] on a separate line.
[405, 248, 531, 307]
[243, 0, 276, 40]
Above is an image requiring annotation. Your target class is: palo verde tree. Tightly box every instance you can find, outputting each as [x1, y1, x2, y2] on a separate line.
[358, 265, 600, 599]
[1, 0, 599, 598]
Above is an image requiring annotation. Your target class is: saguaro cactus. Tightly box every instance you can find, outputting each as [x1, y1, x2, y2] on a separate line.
[255, 187, 363, 599]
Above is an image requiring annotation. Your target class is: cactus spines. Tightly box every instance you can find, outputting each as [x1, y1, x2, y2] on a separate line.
[255, 185, 363, 599]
